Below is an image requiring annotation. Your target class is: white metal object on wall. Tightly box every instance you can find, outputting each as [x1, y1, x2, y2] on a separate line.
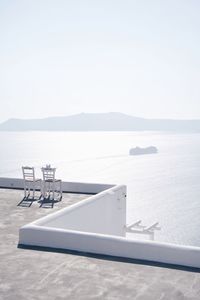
[125, 220, 161, 241]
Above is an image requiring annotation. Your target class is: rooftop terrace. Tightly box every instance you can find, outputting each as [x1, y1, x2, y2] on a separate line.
[1, 188, 200, 300]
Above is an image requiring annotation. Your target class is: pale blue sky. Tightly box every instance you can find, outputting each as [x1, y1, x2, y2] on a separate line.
[0, 0, 200, 122]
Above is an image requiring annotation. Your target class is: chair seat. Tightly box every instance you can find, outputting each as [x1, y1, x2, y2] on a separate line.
[44, 179, 61, 183]
[25, 178, 41, 182]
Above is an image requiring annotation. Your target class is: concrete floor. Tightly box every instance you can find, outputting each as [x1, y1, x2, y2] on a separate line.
[0, 189, 200, 300]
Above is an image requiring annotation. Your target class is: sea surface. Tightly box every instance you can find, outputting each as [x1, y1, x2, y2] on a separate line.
[1, 131, 200, 247]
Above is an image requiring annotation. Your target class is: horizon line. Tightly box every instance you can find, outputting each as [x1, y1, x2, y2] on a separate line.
[1, 112, 200, 123]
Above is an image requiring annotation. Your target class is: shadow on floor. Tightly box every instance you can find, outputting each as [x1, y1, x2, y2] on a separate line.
[17, 196, 61, 208]
[38, 197, 61, 208]
[18, 244, 200, 273]
[17, 196, 39, 207]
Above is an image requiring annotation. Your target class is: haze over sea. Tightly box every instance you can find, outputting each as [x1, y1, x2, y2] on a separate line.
[1, 131, 200, 247]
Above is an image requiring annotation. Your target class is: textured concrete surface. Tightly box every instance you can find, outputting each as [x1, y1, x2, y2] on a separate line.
[0, 189, 200, 300]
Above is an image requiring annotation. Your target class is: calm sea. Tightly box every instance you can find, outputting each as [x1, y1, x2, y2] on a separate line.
[1, 131, 200, 247]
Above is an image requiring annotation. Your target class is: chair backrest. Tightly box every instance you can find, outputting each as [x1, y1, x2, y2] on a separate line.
[22, 166, 35, 181]
[41, 166, 56, 182]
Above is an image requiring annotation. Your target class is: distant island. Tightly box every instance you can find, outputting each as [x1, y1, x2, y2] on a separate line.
[0, 112, 200, 131]
[129, 146, 158, 156]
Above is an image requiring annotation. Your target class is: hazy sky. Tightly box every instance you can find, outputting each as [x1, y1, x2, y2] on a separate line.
[0, 0, 200, 122]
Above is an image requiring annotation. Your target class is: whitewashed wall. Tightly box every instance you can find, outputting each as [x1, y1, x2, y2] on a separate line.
[23, 184, 127, 237]
[19, 226, 200, 269]
[15, 177, 200, 269]
[0, 177, 114, 194]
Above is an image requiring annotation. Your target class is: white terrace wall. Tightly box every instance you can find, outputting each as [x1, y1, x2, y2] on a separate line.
[24, 185, 127, 237]
[18, 181, 200, 269]
[0, 177, 114, 194]
[20, 226, 200, 269]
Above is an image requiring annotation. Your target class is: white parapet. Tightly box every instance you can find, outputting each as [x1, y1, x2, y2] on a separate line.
[1, 176, 197, 269]
[0, 177, 115, 194]
[21, 184, 127, 237]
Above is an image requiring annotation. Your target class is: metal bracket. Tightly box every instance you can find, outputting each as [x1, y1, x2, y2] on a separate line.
[125, 220, 161, 241]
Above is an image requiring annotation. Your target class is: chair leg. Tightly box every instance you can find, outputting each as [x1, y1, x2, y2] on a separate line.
[52, 181, 55, 200]
[41, 182, 44, 201]
[24, 182, 27, 198]
[33, 182, 35, 199]
[39, 180, 43, 199]
[28, 182, 30, 198]
[60, 181, 62, 201]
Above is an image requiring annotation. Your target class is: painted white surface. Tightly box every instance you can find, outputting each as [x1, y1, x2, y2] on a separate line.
[18, 180, 200, 269]
[29, 185, 126, 236]
[0, 177, 114, 194]
[20, 225, 200, 269]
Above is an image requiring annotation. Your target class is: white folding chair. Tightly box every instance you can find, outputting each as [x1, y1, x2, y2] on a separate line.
[41, 165, 62, 202]
[22, 166, 42, 199]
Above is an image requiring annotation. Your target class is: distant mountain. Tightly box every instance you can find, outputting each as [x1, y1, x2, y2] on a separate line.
[0, 112, 200, 131]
